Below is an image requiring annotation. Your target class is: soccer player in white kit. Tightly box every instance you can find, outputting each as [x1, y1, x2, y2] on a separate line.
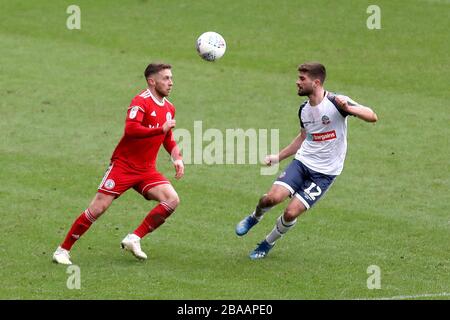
[235, 62, 378, 259]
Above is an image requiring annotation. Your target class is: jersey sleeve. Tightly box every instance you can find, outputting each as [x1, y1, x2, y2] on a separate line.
[124, 96, 164, 138]
[127, 97, 146, 123]
[327, 92, 354, 117]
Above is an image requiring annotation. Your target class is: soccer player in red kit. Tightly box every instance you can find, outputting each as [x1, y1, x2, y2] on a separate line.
[53, 63, 184, 265]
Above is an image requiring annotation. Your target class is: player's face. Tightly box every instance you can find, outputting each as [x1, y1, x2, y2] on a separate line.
[152, 69, 173, 98]
[296, 72, 314, 96]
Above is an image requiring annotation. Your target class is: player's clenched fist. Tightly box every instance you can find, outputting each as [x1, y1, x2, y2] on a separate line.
[173, 159, 184, 180]
[264, 154, 279, 166]
[163, 119, 176, 133]
[335, 95, 349, 111]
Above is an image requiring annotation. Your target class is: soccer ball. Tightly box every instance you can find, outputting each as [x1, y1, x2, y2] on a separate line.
[196, 31, 226, 62]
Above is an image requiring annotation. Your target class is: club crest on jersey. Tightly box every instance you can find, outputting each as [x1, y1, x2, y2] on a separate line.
[322, 115, 331, 125]
[166, 112, 172, 121]
[129, 106, 139, 119]
[104, 179, 115, 190]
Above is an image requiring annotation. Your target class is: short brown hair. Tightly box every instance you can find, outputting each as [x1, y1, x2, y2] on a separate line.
[144, 63, 172, 79]
[298, 62, 326, 84]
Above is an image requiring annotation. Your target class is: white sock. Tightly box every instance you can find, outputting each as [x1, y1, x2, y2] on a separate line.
[265, 215, 297, 245]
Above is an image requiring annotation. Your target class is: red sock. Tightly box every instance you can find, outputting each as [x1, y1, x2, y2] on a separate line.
[133, 202, 174, 238]
[61, 209, 96, 250]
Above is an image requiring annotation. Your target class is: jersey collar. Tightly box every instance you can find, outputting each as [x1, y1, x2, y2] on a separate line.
[146, 89, 166, 107]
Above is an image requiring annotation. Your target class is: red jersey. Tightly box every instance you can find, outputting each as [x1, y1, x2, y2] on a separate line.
[110, 89, 177, 171]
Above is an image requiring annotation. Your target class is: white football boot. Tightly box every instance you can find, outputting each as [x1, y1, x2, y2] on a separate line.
[121, 234, 147, 260]
[52, 246, 72, 265]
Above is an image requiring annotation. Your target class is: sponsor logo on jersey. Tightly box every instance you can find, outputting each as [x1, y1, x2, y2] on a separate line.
[322, 115, 331, 125]
[104, 179, 115, 190]
[311, 130, 336, 142]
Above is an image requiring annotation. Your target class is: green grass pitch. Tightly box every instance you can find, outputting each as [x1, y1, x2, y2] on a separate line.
[0, 0, 448, 299]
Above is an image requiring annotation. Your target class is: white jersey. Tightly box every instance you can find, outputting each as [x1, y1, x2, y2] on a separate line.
[295, 91, 356, 175]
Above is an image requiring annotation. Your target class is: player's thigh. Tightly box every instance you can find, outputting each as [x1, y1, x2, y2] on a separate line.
[135, 171, 175, 201]
[272, 159, 305, 201]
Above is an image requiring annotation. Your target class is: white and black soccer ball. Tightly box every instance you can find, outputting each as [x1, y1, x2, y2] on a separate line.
[196, 31, 226, 62]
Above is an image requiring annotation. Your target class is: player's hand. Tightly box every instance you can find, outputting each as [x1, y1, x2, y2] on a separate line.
[264, 154, 279, 166]
[163, 119, 176, 133]
[173, 159, 184, 180]
[335, 96, 350, 112]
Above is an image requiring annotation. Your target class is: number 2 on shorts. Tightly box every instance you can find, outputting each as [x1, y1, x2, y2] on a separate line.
[304, 182, 322, 201]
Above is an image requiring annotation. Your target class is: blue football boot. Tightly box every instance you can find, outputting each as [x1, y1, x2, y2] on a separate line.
[235, 215, 259, 236]
[249, 240, 274, 260]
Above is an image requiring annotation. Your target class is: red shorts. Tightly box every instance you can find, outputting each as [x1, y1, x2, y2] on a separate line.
[97, 161, 170, 198]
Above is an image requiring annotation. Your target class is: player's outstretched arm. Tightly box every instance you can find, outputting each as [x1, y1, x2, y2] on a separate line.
[163, 130, 184, 179]
[335, 96, 378, 122]
[265, 129, 306, 166]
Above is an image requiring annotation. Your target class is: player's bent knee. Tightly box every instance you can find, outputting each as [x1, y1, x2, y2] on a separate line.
[170, 189, 180, 206]
[160, 193, 179, 212]
[283, 210, 297, 222]
[166, 195, 180, 210]
[283, 206, 305, 222]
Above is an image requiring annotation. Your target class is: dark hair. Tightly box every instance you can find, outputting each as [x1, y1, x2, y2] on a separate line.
[144, 63, 172, 79]
[298, 62, 326, 84]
